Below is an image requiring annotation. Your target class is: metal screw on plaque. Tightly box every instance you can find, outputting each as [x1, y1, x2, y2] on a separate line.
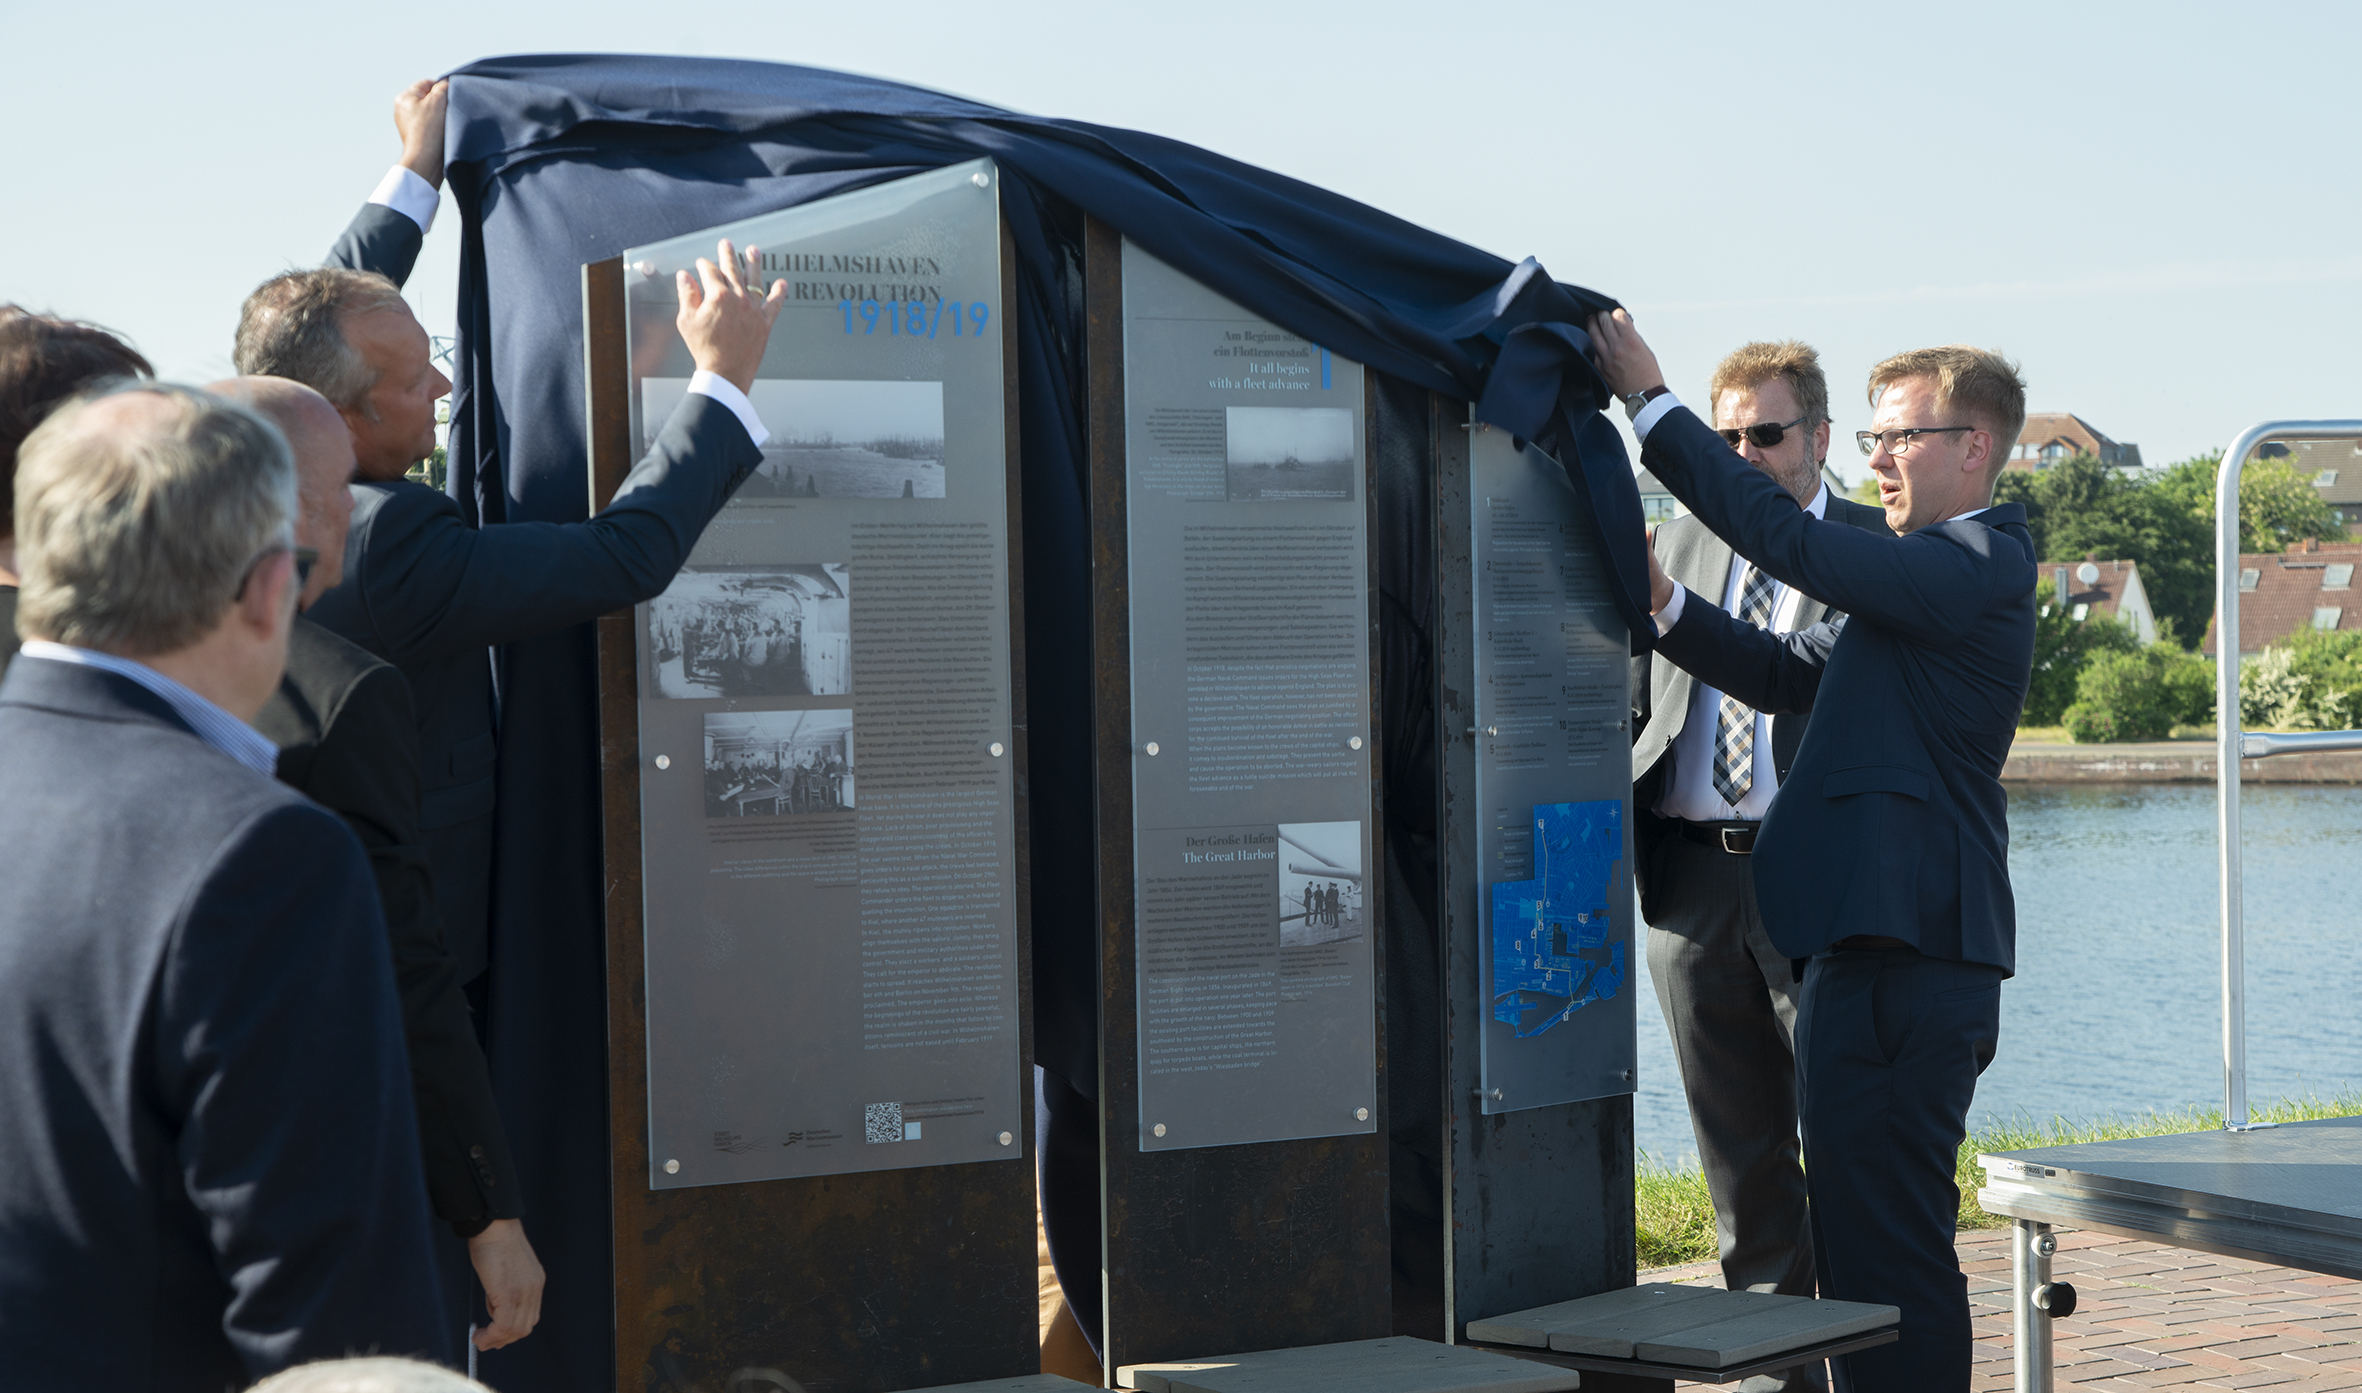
[634, 260, 657, 279]
[1354, 1107, 1370, 1122]
[1621, 1069, 1635, 1082]
[654, 755, 670, 770]
[989, 741, 1005, 758]
[1152, 1123, 1167, 1137]
[1490, 1088, 1504, 1102]
[1348, 736, 1363, 750]
[972, 171, 990, 189]
[1144, 741, 1160, 757]
[1485, 725, 1499, 736]
[664, 1159, 680, 1174]
[998, 1131, 1014, 1146]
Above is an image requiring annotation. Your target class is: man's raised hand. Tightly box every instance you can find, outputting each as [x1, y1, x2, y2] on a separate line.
[676, 240, 789, 394]
[394, 79, 449, 190]
[1586, 308, 1665, 402]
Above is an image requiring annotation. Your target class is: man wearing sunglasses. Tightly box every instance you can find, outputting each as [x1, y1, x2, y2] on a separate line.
[1629, 341, 1888, 1391]
[214, 377, 546, 1355]
[1592, 309, 2034, 1393]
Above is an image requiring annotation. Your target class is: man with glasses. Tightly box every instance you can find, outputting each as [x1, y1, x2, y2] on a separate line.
[212, 377, 546, 1354]
[1630, 341, 1887, 1392]
[1592, 311, 2033, 1393]
[0, 382, 447, 1386]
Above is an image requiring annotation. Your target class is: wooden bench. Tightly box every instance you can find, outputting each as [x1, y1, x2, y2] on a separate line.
[1464, 1282, 1901, 1390]
[1119, 1336, 1579, 1392]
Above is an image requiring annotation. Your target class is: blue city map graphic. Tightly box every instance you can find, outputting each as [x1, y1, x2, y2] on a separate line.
[1490, 800, 1624, 1038]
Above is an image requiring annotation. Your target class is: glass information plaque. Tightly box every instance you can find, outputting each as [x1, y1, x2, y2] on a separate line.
[624, 159, 1023, 1188]
[1120, 239, 1379, 1152]
[1469, 421, 1635, 1113]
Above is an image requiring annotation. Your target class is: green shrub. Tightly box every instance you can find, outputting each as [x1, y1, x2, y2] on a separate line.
[2239, 631, 2362, 729]
[2063, 644, 2214, 742]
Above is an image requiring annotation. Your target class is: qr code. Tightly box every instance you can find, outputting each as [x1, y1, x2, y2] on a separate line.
[864, 1102, 904, 1144]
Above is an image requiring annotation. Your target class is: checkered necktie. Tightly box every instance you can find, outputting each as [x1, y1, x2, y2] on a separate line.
[1711, 563, 1780, 806]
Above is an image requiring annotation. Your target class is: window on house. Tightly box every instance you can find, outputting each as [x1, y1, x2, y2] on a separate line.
[2239, 568, 2261, 591]
[2314, 606, 2344, 631]
[2318, 470, 2340, 488]
[2326, 564, 2355, 591]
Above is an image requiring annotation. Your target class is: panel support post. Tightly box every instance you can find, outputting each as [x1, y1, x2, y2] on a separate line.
[2013, 1218, 2054, 1393]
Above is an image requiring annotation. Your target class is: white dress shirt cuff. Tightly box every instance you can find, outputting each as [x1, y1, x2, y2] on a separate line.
[1654, 580, 1688, 636]
[1632, 390, 1683, 442]
[368, 165, 441, 235]
[687, 371, 769, 448]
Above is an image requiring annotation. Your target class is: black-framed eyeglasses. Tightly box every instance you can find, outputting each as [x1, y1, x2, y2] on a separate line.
[1856, 426, 1974, 457]
[1718, 416, 1809, 450]
[236, 545, 320, 600]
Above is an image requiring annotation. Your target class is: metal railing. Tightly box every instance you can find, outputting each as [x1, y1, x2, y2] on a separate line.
[2214, 419, 2362, 1130]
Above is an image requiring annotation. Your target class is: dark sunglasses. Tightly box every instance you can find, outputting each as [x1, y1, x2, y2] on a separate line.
[1717, 416, 1809, 450]
[235, 545, 321, 600]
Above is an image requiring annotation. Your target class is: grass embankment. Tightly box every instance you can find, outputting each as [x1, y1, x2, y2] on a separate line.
[1635, 1091, 2362, 1270]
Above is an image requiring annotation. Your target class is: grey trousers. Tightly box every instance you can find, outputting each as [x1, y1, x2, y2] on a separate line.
[1647, 834, 1822, 1392]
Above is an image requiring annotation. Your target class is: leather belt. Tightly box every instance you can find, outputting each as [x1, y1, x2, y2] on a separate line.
[1676, 819, 1758, 855]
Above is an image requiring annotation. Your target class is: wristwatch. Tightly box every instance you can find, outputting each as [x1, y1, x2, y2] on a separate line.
[1621, 384, 1670, 418]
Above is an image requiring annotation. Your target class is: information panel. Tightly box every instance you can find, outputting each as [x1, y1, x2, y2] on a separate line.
[1120, 239, 1378, 1152]
[1469, 422, 1635, 1113]
[624, 160, 1023, 1188]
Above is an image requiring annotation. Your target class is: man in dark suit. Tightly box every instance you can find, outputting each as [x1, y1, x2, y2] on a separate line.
[1592, 310, 2034, 1393]
[0, 381, 448, 1388]
[232, 74, 786, 1004]
[213, 375, 545, 1353]
[0, 307, 153, 672]
[1630, 341, 1888, 1390]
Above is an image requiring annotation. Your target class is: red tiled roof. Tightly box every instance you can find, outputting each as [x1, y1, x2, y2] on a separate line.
[2201, 541, 2362, 653]
[2008, 413, 2139, 470]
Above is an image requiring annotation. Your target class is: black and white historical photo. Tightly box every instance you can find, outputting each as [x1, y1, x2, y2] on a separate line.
[1225, 405, 1354, 502]
[647, 565, 851, 699]
[1276, 822, 1363, 948]
[645, 377, 947, 499]
[702, 709, 856, 819]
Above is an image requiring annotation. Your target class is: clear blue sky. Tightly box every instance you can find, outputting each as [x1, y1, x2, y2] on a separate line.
[5, 0, 2356, 484]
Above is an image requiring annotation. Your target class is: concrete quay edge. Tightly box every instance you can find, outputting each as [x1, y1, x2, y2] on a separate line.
[2004, 740, 2362, 783]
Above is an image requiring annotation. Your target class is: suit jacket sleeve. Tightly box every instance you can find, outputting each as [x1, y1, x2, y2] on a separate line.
[155, 802, 449, 1374]
[1655, 598, 1842, 718]
[346, 394, 762, 665]
[310, 663, 521, 1233]
[1643, 406, 2005, 643]
[327, 203, 425, 287]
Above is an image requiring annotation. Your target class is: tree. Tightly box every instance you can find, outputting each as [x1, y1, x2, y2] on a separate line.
[1996, 453, 2215, 645]
[2150, 451, 2345, 555]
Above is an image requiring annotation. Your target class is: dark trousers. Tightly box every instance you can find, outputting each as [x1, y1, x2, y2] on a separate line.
[1647, 835, 1820, 1393]
[1036, 1066, 1103, 1357]
[1798, 948, 2001, 1393]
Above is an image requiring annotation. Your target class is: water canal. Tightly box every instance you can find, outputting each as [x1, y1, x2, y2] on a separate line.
[1631, 781, 2362, 1167]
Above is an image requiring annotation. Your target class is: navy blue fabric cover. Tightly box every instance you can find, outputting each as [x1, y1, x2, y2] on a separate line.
[435, 54, 1642, 1392]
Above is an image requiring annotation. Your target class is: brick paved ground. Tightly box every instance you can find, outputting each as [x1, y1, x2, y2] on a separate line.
[1644, 1226, 2362, 1389]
